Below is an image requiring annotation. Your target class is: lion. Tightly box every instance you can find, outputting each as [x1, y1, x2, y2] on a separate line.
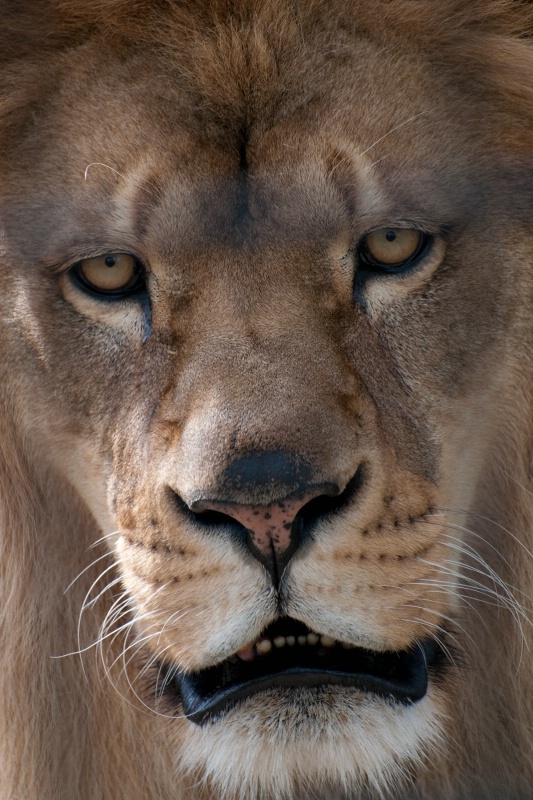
[1, 1, 533, 798]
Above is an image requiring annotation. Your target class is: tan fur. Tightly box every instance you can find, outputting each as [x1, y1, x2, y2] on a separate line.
[1, 1, 533, 798]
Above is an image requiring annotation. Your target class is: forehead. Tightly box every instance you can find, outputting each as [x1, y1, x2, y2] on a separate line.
[6, 8, 469, 176]
[0, 8, 498, 267]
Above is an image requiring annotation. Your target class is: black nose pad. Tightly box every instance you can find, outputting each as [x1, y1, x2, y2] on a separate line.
[220, 450, 315, 501]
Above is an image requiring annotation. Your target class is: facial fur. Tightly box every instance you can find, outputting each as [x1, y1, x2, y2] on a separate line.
[1, 2, 533, 799]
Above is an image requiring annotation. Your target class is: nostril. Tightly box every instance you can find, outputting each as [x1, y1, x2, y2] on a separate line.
[172, 493, 249, 536]
[191, 509, 246, 536]
[295, 464, 365, 533]
[191, 508, 240, 528]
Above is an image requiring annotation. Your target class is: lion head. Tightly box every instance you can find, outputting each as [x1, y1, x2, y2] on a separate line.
[1, 1, 533, 798]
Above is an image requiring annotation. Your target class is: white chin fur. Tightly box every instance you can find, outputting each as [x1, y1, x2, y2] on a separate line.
[178, 686, 445, 799]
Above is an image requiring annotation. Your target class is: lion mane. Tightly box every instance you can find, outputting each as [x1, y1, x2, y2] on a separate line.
[1, 2, 533, 799]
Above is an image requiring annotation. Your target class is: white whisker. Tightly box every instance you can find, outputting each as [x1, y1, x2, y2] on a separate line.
[359, 111, 431, 156]
[64, 550, 114, 594]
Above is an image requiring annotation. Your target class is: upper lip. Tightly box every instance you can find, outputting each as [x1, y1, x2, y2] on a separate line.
[157, 617, 445, 725]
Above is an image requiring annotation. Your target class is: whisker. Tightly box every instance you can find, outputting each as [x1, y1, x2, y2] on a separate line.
[83, 163, 159, 196]
[78, 562, 119, 618]
[90, 529, 125, 548]
[416, 557, 531, 646]
[436, 506, 533, 563]
[401, 617, 460, 667]
[53, 613, 134, 659]
[358, 110, 431, 156]
[437, 535, 528, 604]
[64, 550, 115, 594]
[83, 575, 124, 613]
[424, 517, 517, 574]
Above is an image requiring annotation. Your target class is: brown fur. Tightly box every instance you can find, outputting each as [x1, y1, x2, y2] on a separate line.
[1, 1, 533, 798]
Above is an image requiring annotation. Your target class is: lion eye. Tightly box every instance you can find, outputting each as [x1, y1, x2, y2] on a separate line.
[360, 228, 427, 271]
[73, 253, 144, 296]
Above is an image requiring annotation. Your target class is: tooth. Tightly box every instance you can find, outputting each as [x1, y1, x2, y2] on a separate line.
[342, 642, 356, 649]
[297, 635, 307, 646]
[257, 639, 272, 655]
[320, 635, 336, 648]
[273, 636, 286, 648]
[286, 636, 295, 646]
[307, 633, 319, 645]
[236, 643, 256, 662]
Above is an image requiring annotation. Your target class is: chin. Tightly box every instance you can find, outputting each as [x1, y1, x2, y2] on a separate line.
[176, 687, 445, 800]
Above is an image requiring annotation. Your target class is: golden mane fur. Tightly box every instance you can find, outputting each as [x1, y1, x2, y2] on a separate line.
[1, 2, 533, 798]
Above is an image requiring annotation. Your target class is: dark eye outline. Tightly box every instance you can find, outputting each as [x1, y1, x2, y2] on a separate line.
[69, 253, 147, 300]
[357, 229, 432, 275]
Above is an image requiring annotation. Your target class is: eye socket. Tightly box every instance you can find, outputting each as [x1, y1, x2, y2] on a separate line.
[72, 253, 145, 297]
[359, 228, 428, 272]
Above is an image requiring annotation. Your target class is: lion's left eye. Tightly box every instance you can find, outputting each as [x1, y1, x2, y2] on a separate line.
[71, 253, 145, 297]
[359, 228, 428, 272]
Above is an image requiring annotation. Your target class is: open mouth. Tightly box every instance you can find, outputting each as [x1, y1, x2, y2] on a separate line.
[159, 618, 443, 725]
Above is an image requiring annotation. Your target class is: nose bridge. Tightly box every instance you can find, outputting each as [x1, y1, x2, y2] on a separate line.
[200, 249, 333, 375]
[166, 273, 365, 506]
[185, 326, 325, 439]
[204, 295, 347, 413]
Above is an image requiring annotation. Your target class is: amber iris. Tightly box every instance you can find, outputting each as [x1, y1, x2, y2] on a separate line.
[362, 228, 424, 267]
[75, 253, 140, 293]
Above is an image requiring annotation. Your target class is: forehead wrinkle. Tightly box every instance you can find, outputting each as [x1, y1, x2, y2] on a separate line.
[107, 161, 163, 244]
[21, 161, 163, 268]
[329, 145, 467, 236]
[322, 143, 394, 240]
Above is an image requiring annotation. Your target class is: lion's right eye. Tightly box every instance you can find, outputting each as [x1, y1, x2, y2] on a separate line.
[71, 253, 145, 297]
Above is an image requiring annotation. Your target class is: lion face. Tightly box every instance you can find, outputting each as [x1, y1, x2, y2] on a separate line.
[2, 2, 533, 798]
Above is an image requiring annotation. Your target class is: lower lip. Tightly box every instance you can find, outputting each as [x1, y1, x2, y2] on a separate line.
[161, 639, 439, 725]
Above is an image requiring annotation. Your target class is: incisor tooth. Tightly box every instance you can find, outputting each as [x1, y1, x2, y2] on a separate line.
[297, 635, 307, 646]
[257, 639, 272, 655]
[307, 633, 319, 645]
[286, 635, 295, 646]
[273, 636, 286, 648]
[320, 635, 336, 648]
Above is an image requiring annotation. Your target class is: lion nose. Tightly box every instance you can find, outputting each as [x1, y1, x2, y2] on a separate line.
[178, 450, 347, 585]
[190, 492, 327, 584]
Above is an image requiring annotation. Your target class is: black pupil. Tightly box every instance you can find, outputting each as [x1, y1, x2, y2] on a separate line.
[385, 231, 397, 242]
[105, 256, 116, 268]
